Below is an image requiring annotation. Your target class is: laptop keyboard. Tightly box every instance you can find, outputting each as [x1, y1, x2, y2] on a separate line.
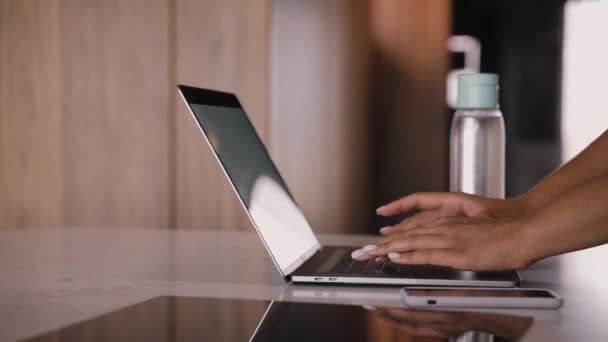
[332, 253, 458, 278]
[343, 259, 400, 274]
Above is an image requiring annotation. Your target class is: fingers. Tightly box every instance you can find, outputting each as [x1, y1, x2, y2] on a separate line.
[376, 192, 459, 217]
[352, 244, 471, 270]
[352, 233, 456, 261]
[350, 249, 377, 261]
[375, 311, 442, 337]
[366, 234, 454, 258]
[356, 230, 469, 268]
[382, 214, 477, 239]
[377, 227, 452, 245]
[380, 234, 453, 254]
[380, 211, 441, 236]
[382, 308, 454, 324]
[356, 214, 514, 270]
[389, 250, 469, 269]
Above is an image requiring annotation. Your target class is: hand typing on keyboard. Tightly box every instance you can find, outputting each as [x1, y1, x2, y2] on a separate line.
[354, 130, 608, 273]
[350, 192, 533, 272]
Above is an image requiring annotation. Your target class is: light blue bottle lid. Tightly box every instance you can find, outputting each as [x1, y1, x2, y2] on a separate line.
[457, 73, 499, 109]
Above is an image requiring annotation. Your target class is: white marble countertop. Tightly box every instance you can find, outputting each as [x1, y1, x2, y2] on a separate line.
[2, 227, 608, 341]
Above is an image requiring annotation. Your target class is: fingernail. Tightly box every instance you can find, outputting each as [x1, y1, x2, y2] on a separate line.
[379, 226, 392, 234]
[362, 304, 377, 311]
[351, 249, 365, 259]
[375, 257, 385, 262]
[362, 245, 377, 252]
[376, 206, 386, 214]
[388, 252, 401, 259]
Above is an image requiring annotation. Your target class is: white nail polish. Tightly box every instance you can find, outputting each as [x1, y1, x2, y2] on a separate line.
[379, 226, 392, 234]
[362, 304, 377, 311]
[362, 245, 377, 252]
[351, 249, 365, 259]
[388, 252, 401, 259]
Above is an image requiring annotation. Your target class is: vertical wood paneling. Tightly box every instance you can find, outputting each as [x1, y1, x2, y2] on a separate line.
[59, 0, 170, 227]
[370, 0, 451, 223]
[0, 0, 63, 228]
[270, 0, 371, 233]
[174, 0, 269, 230]
[1, 0, 270, 230]
[0, 0, 390, 231]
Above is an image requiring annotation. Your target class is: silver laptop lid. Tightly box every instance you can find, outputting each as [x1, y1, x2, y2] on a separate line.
[178, 85, 321, 277]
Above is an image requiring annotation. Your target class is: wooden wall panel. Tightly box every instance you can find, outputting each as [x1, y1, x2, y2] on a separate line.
[59, 0, 170, 227]
[270, 0, 371, 233]
[174, 0, 269, 230]
[0, 0, 449, 233]
[0, 0, 270, 230]
[369, 0, 451, 227]
[0, 0, 170, 228]
[0, 0, 63, 228]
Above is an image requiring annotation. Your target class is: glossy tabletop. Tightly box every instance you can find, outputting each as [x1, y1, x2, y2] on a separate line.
[1, 227, 608, 341]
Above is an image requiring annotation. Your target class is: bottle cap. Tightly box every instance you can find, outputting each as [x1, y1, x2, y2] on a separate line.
[457, 73, 499, 109]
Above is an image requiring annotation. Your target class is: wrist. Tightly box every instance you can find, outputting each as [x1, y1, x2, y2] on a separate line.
[487, 218, 534, 270]
[515, 187, 550, 213]
[511, 193, 534, 213]
[512, 213, 546, 268]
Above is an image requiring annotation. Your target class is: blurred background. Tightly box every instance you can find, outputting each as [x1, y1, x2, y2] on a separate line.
[1, 0, 606, 234]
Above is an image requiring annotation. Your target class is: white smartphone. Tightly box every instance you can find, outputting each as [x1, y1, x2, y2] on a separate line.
[401, 287, 563, 309]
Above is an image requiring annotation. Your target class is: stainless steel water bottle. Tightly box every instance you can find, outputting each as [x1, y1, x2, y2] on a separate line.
[450, 73, 505, 198]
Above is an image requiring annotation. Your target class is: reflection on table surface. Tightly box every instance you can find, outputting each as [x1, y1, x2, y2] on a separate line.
[24, 296, 268, 342]
[252, 301, 532, 342]
[25, 296, 534, 342]
[366, 307, 532, 341]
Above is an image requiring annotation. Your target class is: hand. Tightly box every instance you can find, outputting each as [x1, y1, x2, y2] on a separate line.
[353, 216, 532, 271]
[375, 192, 529, 236]
[373, 307, 532, 340]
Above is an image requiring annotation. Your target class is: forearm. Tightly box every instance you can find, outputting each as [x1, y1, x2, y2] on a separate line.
[519, 129, 608, 211]
[521, 170, 608, 263]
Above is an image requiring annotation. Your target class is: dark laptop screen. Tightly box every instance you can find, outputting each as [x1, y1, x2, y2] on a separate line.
[179, 85, 320, 275]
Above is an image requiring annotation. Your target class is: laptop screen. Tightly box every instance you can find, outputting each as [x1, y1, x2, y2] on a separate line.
[179, 85, 320, 276]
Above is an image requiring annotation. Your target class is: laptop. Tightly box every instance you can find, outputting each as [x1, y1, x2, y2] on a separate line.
[177, 84, 520, 287]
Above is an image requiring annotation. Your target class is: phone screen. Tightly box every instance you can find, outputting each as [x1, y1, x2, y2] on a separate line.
[407, 289, 555, 298]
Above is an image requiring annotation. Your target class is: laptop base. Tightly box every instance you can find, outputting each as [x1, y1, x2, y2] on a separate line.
[290, 246, 520, 287]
